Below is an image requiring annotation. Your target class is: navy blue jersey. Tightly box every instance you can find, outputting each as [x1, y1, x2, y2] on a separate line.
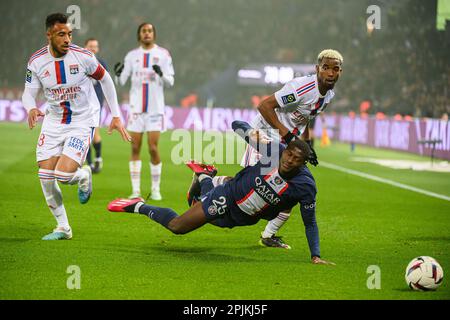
[223, 162, 316, 225]
[200, 120, 321, 257]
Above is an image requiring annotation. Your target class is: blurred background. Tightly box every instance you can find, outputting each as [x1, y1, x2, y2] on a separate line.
[0, 0, 448, 118]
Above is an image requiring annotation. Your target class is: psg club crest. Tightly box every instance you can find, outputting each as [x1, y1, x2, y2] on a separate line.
[69, 64, 79, 75]
[153, 57, 159, 64]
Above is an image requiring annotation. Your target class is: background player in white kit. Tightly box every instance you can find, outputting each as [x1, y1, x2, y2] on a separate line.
[22, 13, 131, 240]
[201, 49, 343, 250]
[114, 22, 174, 201]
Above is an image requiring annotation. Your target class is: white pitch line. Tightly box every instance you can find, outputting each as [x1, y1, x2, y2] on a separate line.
[320, 161, 450, 202]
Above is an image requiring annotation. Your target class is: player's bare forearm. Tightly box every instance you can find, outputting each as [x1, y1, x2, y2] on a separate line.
[301, 124, 310, 141]
[257, 95, 290, 137]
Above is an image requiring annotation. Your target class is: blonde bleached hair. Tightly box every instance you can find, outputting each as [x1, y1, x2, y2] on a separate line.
[317, 49, 343, 65]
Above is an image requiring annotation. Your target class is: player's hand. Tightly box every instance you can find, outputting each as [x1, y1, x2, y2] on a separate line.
[114, 62, 124, 77]
[152, 64, 163, 77]
[312, 256, 336, 265]
[249, 129, 272, 144]
[281, 131, 298, 144]
[306, 140, 319, 166]
[27, 107, 44, 129]
[108, 117, 131, 142]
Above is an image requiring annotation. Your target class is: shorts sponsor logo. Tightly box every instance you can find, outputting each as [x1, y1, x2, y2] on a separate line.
[281, 93, 295, 104]
[67, 137, 86, 153]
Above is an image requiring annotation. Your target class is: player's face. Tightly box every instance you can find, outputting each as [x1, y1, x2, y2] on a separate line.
[85, 40, 99, 54]
[316, 58, 342, 90]
[139, 24, 155, 45]
[47, 23, 72, 56]
[279, 147, 304, 175]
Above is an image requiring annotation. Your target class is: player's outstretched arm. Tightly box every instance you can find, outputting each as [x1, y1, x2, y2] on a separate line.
[257, 95, 291, 136]
[22, 87, 44, 129]
[98, 71, 131, 142]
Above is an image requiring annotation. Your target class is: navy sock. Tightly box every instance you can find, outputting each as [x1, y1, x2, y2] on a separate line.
[93, 141, 102, 158]
[86, 148, 92, 165]
[138, 204, 178, 228]
[199, 177, 214, 196]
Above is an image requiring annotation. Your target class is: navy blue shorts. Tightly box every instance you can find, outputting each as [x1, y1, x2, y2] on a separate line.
[201, 185, 260, 228]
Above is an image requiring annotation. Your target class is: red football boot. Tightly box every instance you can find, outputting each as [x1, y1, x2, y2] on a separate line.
[185, 160, 218, 178]
[107, 197, 144, 213]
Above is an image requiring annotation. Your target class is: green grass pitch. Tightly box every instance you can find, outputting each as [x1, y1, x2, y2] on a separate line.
[0, 121, 449, 299]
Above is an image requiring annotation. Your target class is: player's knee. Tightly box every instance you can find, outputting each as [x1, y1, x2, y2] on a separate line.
[131, 145, 141, 156]
[167, 218, 188, 235]
[148, 144, 159, 156]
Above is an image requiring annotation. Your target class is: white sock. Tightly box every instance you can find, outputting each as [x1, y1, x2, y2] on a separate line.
[212, 175, 228, 187]
[55, 168, 90, 193]
[262, 211, 291, 238]
[129, 160, 142, 195]
[38, 169, 70, 229]
[150, 162, 162, 192]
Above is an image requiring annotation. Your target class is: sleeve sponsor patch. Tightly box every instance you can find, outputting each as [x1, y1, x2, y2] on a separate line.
[281, 93, 295, 105]
[26, 69, 32, 83]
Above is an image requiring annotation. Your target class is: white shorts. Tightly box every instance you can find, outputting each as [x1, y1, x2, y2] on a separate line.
[36, 119, 94, 166]
[127, 113, 166, 133]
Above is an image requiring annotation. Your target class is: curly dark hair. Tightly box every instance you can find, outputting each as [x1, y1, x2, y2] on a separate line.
[286, 139, 311, 165]
[45, 13, 68, 30]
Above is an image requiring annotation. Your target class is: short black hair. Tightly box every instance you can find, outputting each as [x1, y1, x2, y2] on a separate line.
[84, 37, 97, 45]
[286, 139, 311, 165]
[137, 22, 156, 41]
[46, 13, 69, 30]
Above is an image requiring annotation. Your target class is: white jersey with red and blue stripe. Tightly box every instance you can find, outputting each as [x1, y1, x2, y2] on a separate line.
[25, 44, 106, 127]
[252, 74, 335, 137]
[118, 45, 174, 115]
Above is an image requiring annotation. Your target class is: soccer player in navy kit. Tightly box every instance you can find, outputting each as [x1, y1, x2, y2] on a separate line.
[108, 121, 334, 264]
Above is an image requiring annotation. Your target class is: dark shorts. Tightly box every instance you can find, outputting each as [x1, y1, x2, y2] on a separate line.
[200, 185, 259, 228]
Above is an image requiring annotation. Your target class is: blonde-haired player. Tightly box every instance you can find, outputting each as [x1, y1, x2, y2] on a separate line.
[114, 22, 174, 201]
[189, 49, 343, 252]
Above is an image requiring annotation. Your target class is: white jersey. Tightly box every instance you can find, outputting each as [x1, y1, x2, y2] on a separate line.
[118, 45, 174, 115]
[252, 74, 335, 136]
[25, 44, 106, 127]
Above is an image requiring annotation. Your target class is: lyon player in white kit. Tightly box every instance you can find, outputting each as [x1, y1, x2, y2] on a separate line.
[22, 13, 131, 240]
[114, 22, 174, 201]
[211, 49, 343, 250]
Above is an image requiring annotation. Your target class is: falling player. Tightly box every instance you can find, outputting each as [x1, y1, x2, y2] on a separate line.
[108, 121, 335, 265]
[22, 13, 131, 240]
[114, 22, 175, 200]
[192, 49, 343, 249]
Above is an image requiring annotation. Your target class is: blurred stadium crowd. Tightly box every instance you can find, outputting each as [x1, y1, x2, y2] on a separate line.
[0, 0, 448, 118]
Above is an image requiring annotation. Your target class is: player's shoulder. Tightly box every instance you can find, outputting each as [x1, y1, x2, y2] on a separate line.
[291, 74, 316, 92]
[155, 45, 172, 57]
[69, 43, 94, 58]
[28, 45, 50, 66]
[290, 166, 316, 192]
[125, 47, 141, 59]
